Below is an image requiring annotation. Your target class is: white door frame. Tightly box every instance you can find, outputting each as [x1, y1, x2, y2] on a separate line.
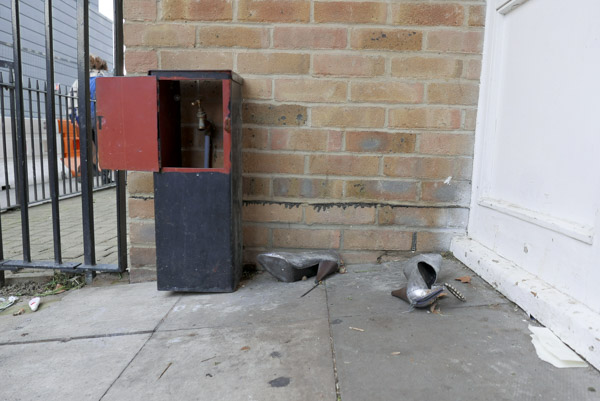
[452, 0, 600, 368]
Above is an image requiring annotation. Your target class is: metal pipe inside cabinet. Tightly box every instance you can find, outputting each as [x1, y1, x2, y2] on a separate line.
[192, 100, 214, 168]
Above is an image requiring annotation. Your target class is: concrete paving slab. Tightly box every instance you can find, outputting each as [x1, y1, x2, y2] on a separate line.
[331, 303, 600, 401]
[0, 334, 150, 401]
[327, 257, 509, 319]
[158, 271, 328, 331]
[103, 320, 336, 401]
[0, 282, 179, 343]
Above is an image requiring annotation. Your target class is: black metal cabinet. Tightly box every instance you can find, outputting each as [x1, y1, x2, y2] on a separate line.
[97, 70, 243, 292]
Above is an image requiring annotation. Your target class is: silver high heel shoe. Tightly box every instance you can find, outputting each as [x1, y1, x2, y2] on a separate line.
[257, 250, 340, 282]
[391, 254, 444, 308]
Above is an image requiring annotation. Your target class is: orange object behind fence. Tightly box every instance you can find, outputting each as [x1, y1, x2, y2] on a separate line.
[57, 119, 81, 177]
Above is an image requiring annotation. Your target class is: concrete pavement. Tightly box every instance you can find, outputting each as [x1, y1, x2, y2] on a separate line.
[0, 257, 599, 400]
[1, 187, 119, 284]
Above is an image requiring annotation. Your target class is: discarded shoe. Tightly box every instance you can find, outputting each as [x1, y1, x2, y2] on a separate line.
[391, 254, 444, 308]
[257, 251, 340, 283]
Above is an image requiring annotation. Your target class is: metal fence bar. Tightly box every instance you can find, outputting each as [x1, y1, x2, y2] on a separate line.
[11, 0, 31, 262]
[66, 89, 75, 192]
[45, 0, 62, 264]
[0, 74, 12, 207]
[0, 78, 116, 213]
[35, 80, 46, 199]
[56, 85, 67, 194]
[114, 0, 127, 272]
[26, 78, 38, 201]
[0, 75, 4, 286]
[93, 99, 99, 188]
[77, 0, 96, 267]
[69, 90, 78, 192]
[9, 68, 19, 207]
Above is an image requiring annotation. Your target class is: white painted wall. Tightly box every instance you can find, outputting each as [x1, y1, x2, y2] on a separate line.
[453, 0, 600, 367]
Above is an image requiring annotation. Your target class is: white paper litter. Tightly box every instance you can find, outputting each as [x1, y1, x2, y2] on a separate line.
[529, 325, 587, 368]
[28, 297, 41, 312]
[0, 296, 18, 311]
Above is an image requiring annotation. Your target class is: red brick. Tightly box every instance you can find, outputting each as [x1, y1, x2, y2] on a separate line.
[238, 53, 310, 75]
[313, 54, 385, 77]
[346, 131, 416, 154]
[243, 176, 270, 197]
[243, 249, 263, 264]
[378, 206, 469, 228]
[242, 78, 272, 100]
[306, 206, 375, 225]
[130, 247, 156, 267]
[238, 0, 310, 23]
[243, 203, 302, 223]
[392, 56, 462, 79]
[421, 181, 471, 205]
[419, 133, 474, 156]
[242, 127, 269, 150]
[197, 26, 269, 48]
[243, 225, 269, 247]
[427, 31, 484, 54]
[127, 171, 154, 194]
[243, 103, 307, 126]
[314, 2, 387, 24]
[312, 106, 385, 128]
[124, 0, 156, 21]
[275, 79, 346, 103]
[128, 198, 155, 219]
[273, 228, 341, 249]
[327, 131, 344, 151]
[464, 110, 478, 131]
[346, 180, 418, 201]
[343, 230, 412, 251]
[124, 24, 195, 47]
[130, 267, 157, 283]
[161, 50, 233, 70]
[389, 108, 461, 129]
[272, 178, 344, 198]
[274, 27, 346, 49]
[463, 59, 482, 80]
[243, 152, 304, 174]
[309, 154, 379, 176]
[427, 83, 479, 105]
[392, 3, 464, 26]
[130, 221, 155, 245]
[125, 50, 158, 74]
[351, 29, 422, 51]
[162, 0, 233, 21]
[339, 251, 382, 264]
[271, 128, 337, 151]
[350, 82, 423, 104]
[383, 157, 472, 179]
[468, 5, 486, 27]
[416, 232, 455, 252]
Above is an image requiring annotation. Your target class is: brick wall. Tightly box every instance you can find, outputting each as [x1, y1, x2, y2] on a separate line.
[123, 0, 485, 281]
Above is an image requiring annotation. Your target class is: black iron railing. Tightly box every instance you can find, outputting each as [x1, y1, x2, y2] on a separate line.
[0, 0, 126, 284]
[0, 68, 115, 211]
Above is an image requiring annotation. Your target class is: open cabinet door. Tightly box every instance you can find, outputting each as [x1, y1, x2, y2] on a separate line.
[96, 76, 160, 171]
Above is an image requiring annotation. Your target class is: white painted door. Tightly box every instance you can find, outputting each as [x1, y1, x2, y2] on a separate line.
[469, 0, 600, 313]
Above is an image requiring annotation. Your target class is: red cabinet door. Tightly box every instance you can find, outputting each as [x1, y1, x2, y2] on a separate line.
[96, 76, 160, 171]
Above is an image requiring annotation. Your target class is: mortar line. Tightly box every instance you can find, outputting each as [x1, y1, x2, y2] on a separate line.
[98, 295, 184, 401]
[325, 282, 342, 401]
